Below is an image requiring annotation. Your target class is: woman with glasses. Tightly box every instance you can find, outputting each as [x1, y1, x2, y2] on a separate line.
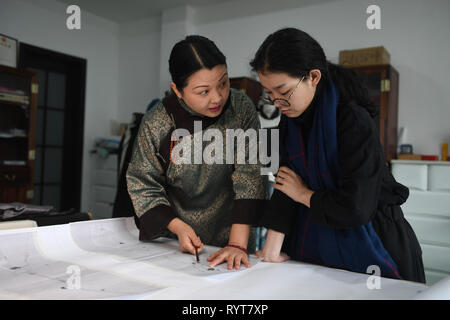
[251, 28, 425, 283]
[127, 35, 268, 270]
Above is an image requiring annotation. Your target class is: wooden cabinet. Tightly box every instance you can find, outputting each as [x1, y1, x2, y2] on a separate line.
[230, 77, 262, 107]
[349, 64, 399, 161]
[0, 65, 37, 203]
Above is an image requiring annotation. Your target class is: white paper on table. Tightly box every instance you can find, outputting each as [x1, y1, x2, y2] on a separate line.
[412, 276, 450, 300]
[0, 229, 162, 300]
[69, 218, 261, 279]
[70, 219, 174, 261]
[138, 243, 262, 279]
[1, 217, 428, 300]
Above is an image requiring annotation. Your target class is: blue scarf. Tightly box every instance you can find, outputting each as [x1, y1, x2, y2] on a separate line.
[281, 80, 401, 279]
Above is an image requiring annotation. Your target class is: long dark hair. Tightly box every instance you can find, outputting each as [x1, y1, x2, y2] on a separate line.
[169, 35, 227, 92]
[250, 28, 377, 117]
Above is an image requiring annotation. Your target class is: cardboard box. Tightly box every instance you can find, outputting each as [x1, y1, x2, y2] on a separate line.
[398, 154, 422, 160]
[339, 46, 390, 67]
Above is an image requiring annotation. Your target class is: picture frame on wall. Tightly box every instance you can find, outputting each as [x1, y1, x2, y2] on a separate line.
[0, 33, 19, 68]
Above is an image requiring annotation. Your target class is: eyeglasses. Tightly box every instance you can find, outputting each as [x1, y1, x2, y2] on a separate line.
[262, 76, 306, 108]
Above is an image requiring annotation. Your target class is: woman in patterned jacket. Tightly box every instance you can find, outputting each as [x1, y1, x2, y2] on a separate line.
[127, 35, 268, 270]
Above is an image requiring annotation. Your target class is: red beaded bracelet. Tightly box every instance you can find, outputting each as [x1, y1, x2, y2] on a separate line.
[227, 244, 248, 254]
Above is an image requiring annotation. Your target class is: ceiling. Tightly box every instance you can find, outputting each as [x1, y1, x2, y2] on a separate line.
[54, 0, 237, 23]
[53, 0, 340, 24]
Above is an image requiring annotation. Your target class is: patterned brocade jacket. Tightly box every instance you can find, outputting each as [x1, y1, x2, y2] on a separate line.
[126, 88, 269, 251]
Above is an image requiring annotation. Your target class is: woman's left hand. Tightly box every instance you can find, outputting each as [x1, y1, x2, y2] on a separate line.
[274, 166, 314, 207]
[207, 245, 250, 270]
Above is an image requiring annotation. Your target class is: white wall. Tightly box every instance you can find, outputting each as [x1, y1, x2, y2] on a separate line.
[2, 0, 449, 213]
[192, 0, 450, 156]
[118, 17, 161, 122]
[0, 0, 120, 212]
[158, 6, 197, 96]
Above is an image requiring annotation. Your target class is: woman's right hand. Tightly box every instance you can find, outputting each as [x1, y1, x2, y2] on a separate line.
[167, 218, 203, 255]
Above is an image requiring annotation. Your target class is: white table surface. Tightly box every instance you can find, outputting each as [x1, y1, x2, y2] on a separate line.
[0, 217, 444, 300]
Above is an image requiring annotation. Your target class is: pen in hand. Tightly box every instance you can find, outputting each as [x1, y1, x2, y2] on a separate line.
[195, 246, 200, 263]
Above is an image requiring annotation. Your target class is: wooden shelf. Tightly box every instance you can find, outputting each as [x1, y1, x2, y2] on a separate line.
[0, 137, 28, 141]
[0, 65, 37, 203]
[0, 99, 30, 107]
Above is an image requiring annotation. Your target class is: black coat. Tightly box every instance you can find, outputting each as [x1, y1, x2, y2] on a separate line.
[260, 99, 426, 283]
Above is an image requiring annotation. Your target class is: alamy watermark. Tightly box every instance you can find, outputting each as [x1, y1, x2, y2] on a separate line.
[170, 121, 279, 175]
[66, 265, 81, 290]
[366, 5, 381, 30]
[366, 265, 381, 290]
[66, 5, 380, 31]
[66, 5, 81, 30]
